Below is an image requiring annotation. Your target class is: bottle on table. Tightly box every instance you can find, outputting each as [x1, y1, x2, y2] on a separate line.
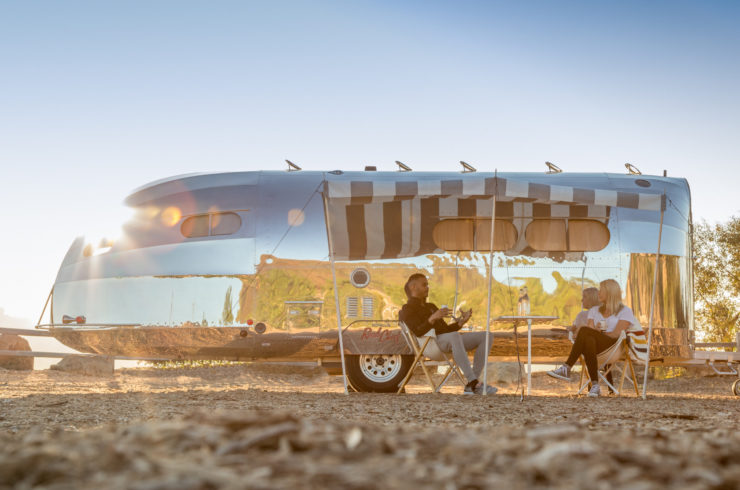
[517, 287, 530, 316]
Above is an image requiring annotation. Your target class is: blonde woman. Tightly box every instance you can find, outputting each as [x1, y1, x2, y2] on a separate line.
[547, 279, 640, 397]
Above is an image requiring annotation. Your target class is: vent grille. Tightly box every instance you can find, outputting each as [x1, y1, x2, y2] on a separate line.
[362, 297, 374, 318]
[346, 297, 359, 318]
[346, 296, 374, 318]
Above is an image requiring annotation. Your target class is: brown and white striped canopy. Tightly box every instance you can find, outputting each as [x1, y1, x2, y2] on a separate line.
[323, 175, 664, 261]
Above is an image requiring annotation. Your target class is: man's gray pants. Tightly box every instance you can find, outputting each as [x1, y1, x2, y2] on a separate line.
[435, 331, 492, 384]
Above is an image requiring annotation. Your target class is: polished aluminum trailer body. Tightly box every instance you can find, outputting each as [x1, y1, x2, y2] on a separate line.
[48, 171, 693, 377]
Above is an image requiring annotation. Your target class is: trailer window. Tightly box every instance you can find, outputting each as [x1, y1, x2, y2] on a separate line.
[567, 219, 610, 251]
[525, 219, 609, 252]
[475, 220, 518, 252]
[433, 219, 517, 252]
[181, 215, 210, 238]
[211, 212, 242, 236]
[433, 219, 475, 250]
[181, 212, 242, 238]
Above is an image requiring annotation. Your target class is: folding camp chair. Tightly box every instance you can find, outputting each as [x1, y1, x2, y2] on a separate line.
[576, 330, 643, 396]
[396, 321, 467, 394]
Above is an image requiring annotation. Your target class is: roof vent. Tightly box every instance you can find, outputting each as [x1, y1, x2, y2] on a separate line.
[395, 160, 412, 172]
[364, 166, 377, 171]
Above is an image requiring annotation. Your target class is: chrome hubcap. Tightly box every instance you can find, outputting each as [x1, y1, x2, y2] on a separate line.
[358, 354, 402, 383]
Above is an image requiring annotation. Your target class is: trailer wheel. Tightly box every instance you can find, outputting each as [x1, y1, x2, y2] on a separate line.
[732, 379, 740, 397]
[345, 354, 414, 393]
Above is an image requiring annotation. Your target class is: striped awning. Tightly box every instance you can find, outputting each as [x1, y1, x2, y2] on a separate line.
[323, 175, 664, 261]
[326, 176, 664, 210]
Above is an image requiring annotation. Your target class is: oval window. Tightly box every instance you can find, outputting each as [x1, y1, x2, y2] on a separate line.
[474, 220, 518, 252]
[211, 212, 242, 236]
[181, 212, 242, 238]
[433, 219, 475, 251]
[432, 219, 517, 252]
[567, 219, 610, 251]
[181, 215, 210, 238]
[525, 219, 609, 252]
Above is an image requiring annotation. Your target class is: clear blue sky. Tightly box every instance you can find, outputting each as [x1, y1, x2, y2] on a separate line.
[1, 0, 739, 322]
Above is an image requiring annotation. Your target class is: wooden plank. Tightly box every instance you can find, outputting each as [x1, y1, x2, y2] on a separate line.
[0, 327, 53, 337]
[694, 342, 736, 349]
[0, 350, 169, 361]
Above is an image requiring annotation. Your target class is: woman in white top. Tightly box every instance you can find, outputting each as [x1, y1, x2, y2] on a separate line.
[547, 279, 640, 397]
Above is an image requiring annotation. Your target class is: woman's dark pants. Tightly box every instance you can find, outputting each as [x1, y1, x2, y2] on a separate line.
[565, 328, 617, 382]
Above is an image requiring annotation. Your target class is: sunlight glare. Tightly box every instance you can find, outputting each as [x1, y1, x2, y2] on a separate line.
[161, 206, 182, 227]
[288, 208, 305, 226]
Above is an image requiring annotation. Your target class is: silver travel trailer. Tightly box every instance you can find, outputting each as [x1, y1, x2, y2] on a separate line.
[45, 170, 693, 392]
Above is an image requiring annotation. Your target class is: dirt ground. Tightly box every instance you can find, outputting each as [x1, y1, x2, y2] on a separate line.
[1, 364, 739, 489]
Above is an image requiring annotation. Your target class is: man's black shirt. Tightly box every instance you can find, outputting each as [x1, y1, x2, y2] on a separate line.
[399, 296, 461, 337]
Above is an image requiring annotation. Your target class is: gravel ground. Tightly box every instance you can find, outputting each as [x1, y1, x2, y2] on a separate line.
[1, 364, 739, 489]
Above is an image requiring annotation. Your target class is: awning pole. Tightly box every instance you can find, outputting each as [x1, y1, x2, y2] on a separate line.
[481, 172, 497, 396]
[321, 187, 349, 395]
[36, 286, 53, 327]
[642, 194, 665, 400]
[453, 252, 460, 313]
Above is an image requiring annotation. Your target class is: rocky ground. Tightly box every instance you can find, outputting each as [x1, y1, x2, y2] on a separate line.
[1, 364, 739, 489]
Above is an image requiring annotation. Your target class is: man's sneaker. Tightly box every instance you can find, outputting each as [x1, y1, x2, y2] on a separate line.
[463, 381, 477, 395]
[588, 383, 601, 397]
[474, 383, 498, 395]
[546, 364, 572, 382]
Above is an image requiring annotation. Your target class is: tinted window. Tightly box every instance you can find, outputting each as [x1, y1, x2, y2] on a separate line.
[432, 219, 517, 252]
[181, 212, 242, 238]
[433, 219, 475, 251]
[211, 212, 242, 236]
[181, 215, 210, 238]
[526, 219, 609, 252]
[474, 220, 518, 252]
[567, 219, 610, 251]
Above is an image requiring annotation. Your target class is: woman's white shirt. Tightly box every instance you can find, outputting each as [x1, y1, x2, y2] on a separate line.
[587, 305, 639, 333]
[573, 310, 590, 328]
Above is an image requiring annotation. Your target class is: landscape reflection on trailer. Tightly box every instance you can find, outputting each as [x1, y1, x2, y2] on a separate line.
[45, 170, 692, 392]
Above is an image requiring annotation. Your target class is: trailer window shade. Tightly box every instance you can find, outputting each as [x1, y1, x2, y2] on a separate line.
[526, 219, 609, 252]
[567, 219, 610, 251]
[474, 220, 518, 252]
[181, 215, 210, 238]
[211, 212, 242, 236]
[181, 212, 242, 238]
[433, 219, 517, 252]
[433, 219, 475, 251]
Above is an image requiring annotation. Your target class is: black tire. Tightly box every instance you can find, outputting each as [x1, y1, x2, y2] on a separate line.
[345, 354, 414, 393]
[732, 378, 740, 397]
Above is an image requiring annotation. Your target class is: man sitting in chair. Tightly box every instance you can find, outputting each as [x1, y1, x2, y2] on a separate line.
[399, 273, 497, 395]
